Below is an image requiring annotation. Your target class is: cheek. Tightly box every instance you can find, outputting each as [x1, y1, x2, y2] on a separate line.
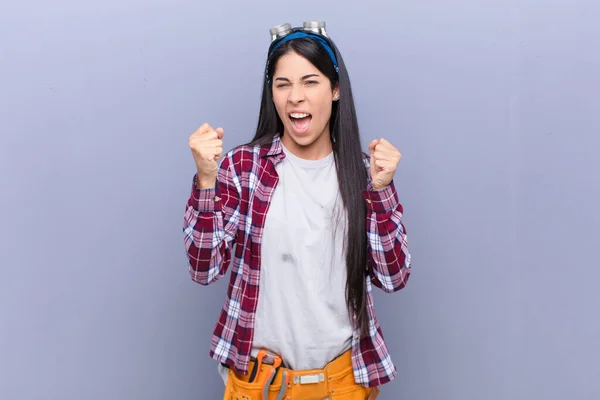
[272, 94, 287, 117]
[315, 95, 334, 120]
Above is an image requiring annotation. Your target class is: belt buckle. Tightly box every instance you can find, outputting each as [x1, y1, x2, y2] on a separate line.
[294, 373, 325, 385]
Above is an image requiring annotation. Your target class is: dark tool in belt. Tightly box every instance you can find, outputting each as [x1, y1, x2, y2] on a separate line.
[247, 357, 261, 383]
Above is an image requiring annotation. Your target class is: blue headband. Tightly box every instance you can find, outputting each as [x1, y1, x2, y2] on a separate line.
[268, 31, 339, 79]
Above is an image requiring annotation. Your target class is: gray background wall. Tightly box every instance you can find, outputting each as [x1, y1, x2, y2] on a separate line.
[1, 0, 599, 399]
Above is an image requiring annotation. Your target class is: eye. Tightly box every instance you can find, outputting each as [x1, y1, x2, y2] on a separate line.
[305, 80, 318, 85]
[275, 83, 290, 88]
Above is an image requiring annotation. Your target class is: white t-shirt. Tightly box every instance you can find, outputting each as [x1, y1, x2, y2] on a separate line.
[219, 144, 353, 384]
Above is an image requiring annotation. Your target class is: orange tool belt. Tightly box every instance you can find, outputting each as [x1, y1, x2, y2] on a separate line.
[223, 349, 380, 400]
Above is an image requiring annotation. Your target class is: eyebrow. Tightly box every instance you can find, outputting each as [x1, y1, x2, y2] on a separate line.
[274, 74, 320, 82]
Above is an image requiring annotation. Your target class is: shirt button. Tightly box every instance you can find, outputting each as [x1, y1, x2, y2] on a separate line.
[366, 199, 372, 204]
[214, 196, 221, 202]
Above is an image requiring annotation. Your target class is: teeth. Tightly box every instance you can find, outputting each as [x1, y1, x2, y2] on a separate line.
[290, 113, 310, 119]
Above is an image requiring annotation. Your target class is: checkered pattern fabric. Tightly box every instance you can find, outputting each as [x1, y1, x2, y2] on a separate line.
[183, 135, 411, 387]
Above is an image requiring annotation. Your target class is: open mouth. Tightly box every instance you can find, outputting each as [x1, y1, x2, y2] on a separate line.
[289, 112, 312, 133]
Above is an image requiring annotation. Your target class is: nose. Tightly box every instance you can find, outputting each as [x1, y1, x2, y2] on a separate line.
[288, 83, 305, 104]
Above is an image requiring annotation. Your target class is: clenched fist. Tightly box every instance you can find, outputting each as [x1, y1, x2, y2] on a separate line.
[369, 138, 402, 191]
[189, 123, 224, 189]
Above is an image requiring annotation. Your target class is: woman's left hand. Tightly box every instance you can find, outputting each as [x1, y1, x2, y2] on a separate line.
[369, 138, 402, 191]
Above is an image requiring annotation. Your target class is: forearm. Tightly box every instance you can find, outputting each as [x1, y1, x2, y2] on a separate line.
[363, 181, 411, 292]
[183, 171, 239, 285]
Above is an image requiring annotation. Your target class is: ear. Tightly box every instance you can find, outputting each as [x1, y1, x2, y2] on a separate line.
[333, 84, 340, 101]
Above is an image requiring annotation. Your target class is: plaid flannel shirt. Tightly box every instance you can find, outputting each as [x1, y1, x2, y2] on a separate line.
[183, 135, 411, 388]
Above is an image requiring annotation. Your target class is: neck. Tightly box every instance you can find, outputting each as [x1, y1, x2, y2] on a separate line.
[281, 127, 333, 160]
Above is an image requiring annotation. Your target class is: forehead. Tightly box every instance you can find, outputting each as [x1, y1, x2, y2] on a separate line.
[273, 51, 321, 78]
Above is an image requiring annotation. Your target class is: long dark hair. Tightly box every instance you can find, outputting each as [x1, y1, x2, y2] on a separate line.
[249, 37, 370, 337]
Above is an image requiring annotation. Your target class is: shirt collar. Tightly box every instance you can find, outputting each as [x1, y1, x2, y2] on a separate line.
[259, 134, 285, 164]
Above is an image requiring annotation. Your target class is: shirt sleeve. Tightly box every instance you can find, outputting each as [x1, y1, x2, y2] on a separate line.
[363, 180, 411, 293]
[183, 154, 241, 285]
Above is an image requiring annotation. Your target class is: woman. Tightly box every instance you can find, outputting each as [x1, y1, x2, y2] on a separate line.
[183, 21, 411, 400]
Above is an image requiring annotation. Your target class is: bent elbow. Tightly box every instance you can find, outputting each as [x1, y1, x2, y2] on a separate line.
[387, 252, 411, 292]
[187, 258, 223, 286]
[375, 269, 411, 293]
[190, 271, 211, 286]
[189, 269, 224, 286]
[390, 271, 410, 293]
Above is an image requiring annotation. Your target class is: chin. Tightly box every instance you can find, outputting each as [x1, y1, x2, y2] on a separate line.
[290, 132, 319, 146]
[285, 122, 326, 143]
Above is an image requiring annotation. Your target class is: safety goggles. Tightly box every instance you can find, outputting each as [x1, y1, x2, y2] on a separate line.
[266, 21, 339, 77]
[269, 21, 329, 42]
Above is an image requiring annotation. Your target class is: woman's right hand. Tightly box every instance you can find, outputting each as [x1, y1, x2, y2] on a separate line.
[189, 123, 224, 189]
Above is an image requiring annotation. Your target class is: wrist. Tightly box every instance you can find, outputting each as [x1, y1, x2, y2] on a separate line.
[196, 173, 217, 190]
